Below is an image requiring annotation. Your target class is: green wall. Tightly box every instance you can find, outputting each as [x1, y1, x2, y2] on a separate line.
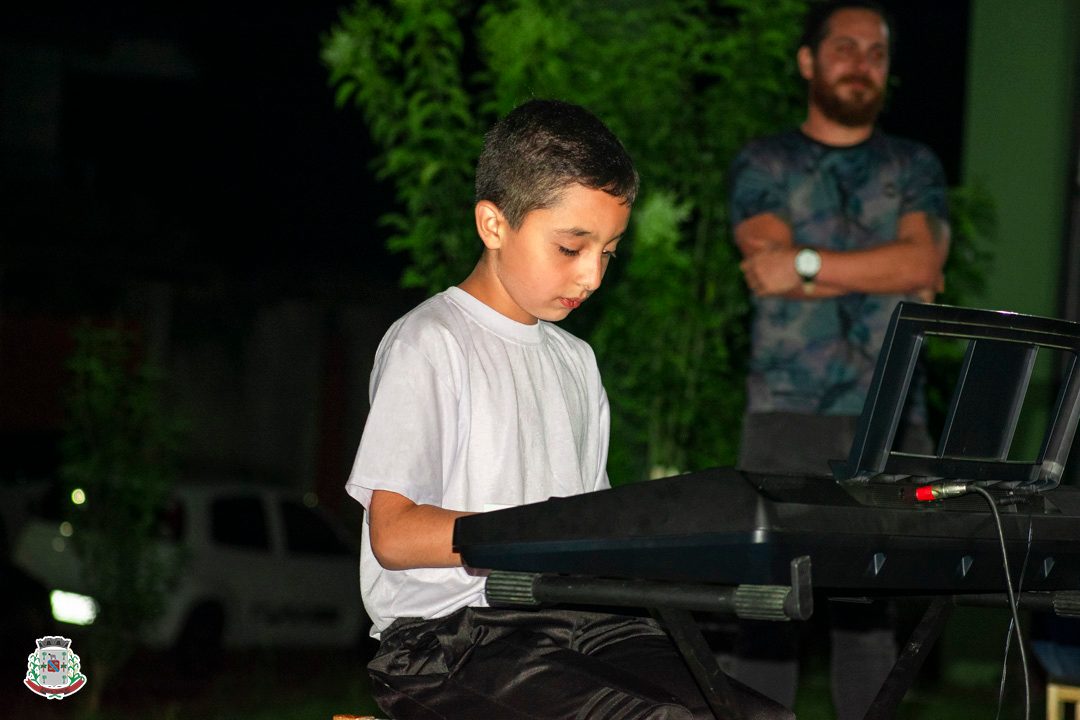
[962, 0, 1079, 456]
[963, 0, 1078, 315]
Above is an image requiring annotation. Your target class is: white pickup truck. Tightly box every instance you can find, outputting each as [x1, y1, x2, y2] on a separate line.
[12, 481, 368, 658]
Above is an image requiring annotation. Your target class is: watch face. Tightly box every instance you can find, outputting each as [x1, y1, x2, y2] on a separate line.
[795, 248, 821, 278]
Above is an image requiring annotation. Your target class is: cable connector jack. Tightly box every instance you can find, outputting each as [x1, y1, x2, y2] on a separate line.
[915, 480, 973, 502]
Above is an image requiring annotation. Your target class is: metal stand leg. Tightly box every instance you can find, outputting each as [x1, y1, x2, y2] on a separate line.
[656, 605, 742, 720]
[863, 596, 953, 720]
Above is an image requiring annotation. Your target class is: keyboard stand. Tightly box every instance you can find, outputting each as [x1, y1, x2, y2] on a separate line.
[485, 556, 813, 720]
[488, 559, 1080, 720]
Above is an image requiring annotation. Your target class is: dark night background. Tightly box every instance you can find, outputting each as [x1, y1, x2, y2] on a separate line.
[3, 2, 398, 284]
[0, 1, 970, 491]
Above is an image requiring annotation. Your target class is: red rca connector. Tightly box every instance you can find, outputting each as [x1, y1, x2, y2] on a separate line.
[915, 481, 972, 502]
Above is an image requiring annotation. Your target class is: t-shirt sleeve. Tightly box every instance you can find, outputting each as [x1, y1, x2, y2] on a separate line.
[345, 336, 458, 510]
[728, 142, 789, 229]
[593, 382, 611, 492]
[901, 144, 949, 221]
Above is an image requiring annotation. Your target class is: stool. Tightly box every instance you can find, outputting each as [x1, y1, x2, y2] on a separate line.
[1047, 682, 1080, 720]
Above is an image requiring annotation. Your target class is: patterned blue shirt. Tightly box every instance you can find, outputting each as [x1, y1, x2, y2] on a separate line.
[729, 129, 948, 418]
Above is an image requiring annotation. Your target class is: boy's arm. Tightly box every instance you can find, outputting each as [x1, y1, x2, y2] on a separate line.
[368, 489, 473, 570]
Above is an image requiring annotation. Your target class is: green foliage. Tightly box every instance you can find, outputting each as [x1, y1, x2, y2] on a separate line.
[940, 182, 997, 307]
[322, 0, 482, 290]
[60, 324, 184, 690]
[324, 0, 807, 482]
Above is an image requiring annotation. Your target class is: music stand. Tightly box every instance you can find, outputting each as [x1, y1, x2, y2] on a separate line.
[831, 301, 1080, 493]
[827, 302, 1080, 719]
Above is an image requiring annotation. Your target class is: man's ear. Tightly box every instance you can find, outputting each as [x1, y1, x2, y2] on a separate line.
[475, 200, 507, 250]
[797, 46, 815, 82]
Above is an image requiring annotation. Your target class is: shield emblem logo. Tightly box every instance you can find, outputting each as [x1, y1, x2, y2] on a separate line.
[25, 636, 87, 699]
[40, 646, 69, 688]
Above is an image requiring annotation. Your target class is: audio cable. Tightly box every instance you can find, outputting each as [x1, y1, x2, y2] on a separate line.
[915, 480, 1031, 720]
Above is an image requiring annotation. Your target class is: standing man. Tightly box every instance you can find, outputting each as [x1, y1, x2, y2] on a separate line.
[728, 1, 950, 718]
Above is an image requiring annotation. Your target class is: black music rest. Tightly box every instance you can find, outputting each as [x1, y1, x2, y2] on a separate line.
[832, 302, 1080, 491]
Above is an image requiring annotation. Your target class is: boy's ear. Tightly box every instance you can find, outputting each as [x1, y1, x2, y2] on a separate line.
[475, 200, 507, 250]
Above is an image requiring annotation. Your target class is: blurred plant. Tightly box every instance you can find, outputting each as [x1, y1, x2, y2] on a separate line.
[323, 0, 807, 482]
[940, 182, 997, 306]
[321, 0, 481, 292]
[60, 323, 184, 710]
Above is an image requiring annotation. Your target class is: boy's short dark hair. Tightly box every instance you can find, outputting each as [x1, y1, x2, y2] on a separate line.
[800, 1, 893, 55]
[475, 99, 639, 229]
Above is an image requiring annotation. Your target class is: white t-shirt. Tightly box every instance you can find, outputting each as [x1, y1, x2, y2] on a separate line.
[346, 286, 610, 636]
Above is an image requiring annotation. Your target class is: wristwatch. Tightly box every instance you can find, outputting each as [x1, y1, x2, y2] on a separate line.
[794, 247, 821, 294]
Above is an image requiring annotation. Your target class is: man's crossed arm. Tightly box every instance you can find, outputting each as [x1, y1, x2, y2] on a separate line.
[735, 210, 950, 301]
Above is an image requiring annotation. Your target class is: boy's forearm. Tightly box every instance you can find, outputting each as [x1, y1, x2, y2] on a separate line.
[369, 490, 474, 570]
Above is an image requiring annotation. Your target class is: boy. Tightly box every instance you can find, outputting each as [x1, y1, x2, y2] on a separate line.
[347, 100, 787, 720]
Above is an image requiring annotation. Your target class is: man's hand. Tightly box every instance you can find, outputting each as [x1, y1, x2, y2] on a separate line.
[738, 232, 788, 257]
[740, 248, 801, 296]
[915, 274, 945, 303]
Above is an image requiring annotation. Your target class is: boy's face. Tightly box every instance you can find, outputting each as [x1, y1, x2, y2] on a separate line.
[472, 184, 629, 325]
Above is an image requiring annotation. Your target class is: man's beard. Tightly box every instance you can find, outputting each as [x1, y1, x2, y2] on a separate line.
[810, 73, 885, 127]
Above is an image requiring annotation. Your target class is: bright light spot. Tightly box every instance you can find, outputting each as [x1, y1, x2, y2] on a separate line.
[71, 488, 86, 505]
[50, 590, 98, 626]
[51, 537, 66, 553]
[303, 492, 318, 508]
[59, 521, 74, 537]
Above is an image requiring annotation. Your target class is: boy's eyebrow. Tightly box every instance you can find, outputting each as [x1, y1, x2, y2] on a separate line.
[554, 227, 627, 242]
[553, 227, 595, 237]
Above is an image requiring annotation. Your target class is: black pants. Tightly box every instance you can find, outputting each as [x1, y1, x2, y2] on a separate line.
[368, 607, 794, 720]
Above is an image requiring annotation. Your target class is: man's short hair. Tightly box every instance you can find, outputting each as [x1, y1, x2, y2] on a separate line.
[475, 99, 639, 229]
[800, 1, 893, 55]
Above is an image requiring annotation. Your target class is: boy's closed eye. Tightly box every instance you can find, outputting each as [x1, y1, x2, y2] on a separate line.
[557, 246, 618, 259]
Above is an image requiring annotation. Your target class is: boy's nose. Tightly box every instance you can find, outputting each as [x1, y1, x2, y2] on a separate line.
[579, 256, 605, 292]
